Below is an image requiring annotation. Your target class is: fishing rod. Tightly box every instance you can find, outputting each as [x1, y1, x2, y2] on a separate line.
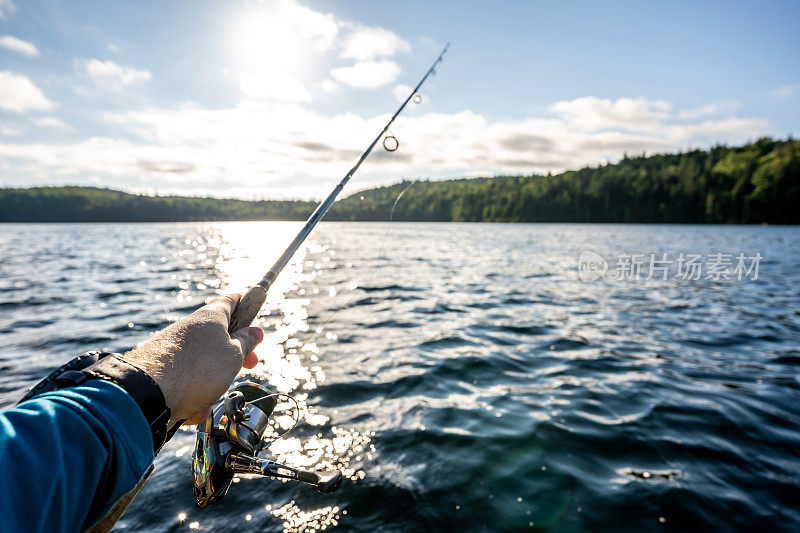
[89, 43, 450, 532]
[190, 43, 450, 507]
[227, 42, 449, 334]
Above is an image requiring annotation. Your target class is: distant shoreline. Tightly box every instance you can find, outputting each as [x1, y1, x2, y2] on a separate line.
[2, 138, 798, 224]
[0, 220, 789, 226]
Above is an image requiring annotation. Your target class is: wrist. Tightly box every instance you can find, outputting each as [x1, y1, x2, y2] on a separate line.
[122, 347, 182, 420]
[19, 351, 173, 453]
[85, 355, 172, 452]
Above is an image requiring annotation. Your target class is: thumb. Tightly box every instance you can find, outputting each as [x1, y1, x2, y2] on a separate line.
[231, 326, 264, 357]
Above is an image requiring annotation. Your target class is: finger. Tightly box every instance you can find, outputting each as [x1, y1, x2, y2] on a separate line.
[182, 406, 213, 426]
[242, 351, 258, 369]
[231, 326, 264, 357]
[203, 293, 242, 323]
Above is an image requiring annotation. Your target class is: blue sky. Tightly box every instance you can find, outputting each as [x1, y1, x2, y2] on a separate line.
[1, 0, 798, 198]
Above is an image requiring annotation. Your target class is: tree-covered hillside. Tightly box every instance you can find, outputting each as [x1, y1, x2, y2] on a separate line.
[1, 138, 798, 224]
[0, 186, 317, 222]
[337, 137, 800, 224]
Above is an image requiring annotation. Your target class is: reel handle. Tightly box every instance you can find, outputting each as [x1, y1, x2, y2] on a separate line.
[228, 453, 343, 493]
[223, 391, 246, 423]
[296, 469, 344, 493]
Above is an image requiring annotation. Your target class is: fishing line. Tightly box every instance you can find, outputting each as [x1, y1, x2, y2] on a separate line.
[249, 113, 418, 434]
[232, 45, 433, 450]
[243, 186, 413, 452]
[243, 391, 302, 447]
[296, 181, 416, 346]
[302, 80, 423, 334]
[249, 153, 415, 452]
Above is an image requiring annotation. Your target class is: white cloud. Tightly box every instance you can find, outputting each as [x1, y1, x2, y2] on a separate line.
[393, 84, 413, 103]
[0, 35, 38, 57]
[0, 70, 54, 112]
[549, 97, 672, 131]
[677, 101, 740, 120]
[0, 0, 16, 19]
[771, 83, 799, 99]
[227, 2, 413, 103]
[320, 79, 338, 94]
[0, 125, 21, 136]
[262, 0, 339, 52]
[0, 96, 771, 198]
[240, 71, 311, 103]
[340, 26, 409, 61]
[78, 58, 151, 90]
[33, 116, 69, 129]
[234, 0, 339, 56]
[331, 60, 400, 89]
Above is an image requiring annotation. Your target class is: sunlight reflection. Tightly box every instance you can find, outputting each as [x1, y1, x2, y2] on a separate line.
[269, 502, 341, 533]
[210, 222, 372, 532]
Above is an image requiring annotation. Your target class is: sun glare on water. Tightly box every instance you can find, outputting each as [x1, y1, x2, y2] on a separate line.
[208, 222, 371, 532]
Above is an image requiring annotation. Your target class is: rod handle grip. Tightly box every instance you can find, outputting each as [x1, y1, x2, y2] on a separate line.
[228, 285, 266, 334]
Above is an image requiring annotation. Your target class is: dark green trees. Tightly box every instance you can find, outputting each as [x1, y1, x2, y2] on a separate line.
[332, 137, 800, 224]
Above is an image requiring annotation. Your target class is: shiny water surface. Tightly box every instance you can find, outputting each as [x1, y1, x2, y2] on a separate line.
[1, 222, 799, 532]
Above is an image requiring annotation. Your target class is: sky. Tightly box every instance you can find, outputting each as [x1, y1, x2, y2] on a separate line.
[0, 0, 798, 199]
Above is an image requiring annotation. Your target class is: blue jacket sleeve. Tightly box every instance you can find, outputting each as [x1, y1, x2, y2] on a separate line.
[0, 380, 155, 532]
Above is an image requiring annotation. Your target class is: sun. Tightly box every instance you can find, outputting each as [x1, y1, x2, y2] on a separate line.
[227, 1, 336, 102]
[232, 7, 306, 77]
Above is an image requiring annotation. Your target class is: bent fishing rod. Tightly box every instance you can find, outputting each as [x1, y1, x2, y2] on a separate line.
[91, 43, 449, 531]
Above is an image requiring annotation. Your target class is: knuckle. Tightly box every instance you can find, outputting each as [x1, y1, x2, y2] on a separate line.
[205, 293, 241, 322]
[208, 321, 228, 337]
[206, 294, 234, 309]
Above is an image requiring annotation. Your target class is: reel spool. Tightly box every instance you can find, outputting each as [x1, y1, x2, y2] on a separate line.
[222, 382, 277, 454]
[192, 381, 342, 507]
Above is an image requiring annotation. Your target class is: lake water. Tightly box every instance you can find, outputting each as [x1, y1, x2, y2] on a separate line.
[1, 222, 799, 532]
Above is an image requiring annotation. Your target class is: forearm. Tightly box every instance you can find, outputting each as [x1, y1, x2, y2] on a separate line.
[0, 294, 261, 532]
[0, 381, 154, 532]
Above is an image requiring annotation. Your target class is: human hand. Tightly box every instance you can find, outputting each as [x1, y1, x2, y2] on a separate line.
[123, 294, 263, 426]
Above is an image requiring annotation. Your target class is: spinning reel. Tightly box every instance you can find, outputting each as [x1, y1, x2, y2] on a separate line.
[191, 381, 343, 507]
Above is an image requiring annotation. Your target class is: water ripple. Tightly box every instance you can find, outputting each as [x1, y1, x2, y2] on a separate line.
[1, 222, 799, 531]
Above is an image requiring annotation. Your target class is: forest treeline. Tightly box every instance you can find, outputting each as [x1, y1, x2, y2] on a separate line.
[0, 186, 318, 222]
[1, 138, 798, 224]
